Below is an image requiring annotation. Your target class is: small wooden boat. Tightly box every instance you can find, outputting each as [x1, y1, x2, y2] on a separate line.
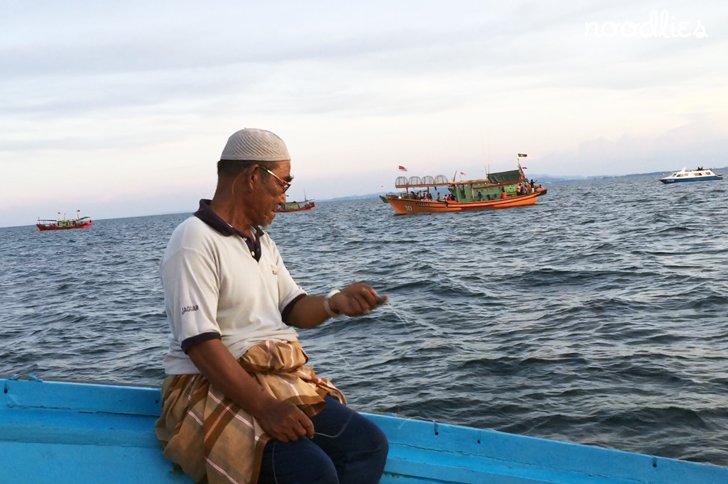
[275, 199, 316, 213]
[2, 377, 727, 483]
[36, 210, 93, 231]
[660, 167, 723, 184]
[386, 164, 547, 215]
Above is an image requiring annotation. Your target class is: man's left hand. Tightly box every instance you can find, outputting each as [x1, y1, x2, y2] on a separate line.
[330, 282, 387, 317]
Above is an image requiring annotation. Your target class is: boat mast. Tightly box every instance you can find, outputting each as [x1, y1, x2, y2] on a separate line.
[517, 153, 528, 181]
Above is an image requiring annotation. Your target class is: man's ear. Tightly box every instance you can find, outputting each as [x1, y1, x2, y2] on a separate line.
[232, 164, 258, 192]
[247, 164, 262, 189]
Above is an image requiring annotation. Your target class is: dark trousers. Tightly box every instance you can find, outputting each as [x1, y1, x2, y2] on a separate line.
[258, 396, 388, 484]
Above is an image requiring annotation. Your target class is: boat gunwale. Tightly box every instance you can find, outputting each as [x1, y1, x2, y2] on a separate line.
[3, 378, 728, 483]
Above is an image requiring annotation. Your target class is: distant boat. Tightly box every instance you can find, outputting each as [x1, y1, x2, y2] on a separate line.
[36, 210, 93, 231]
[385, 164, 547, 215]
[660, 167, 723, 184]
[275, 199, 316, 213]
[3, 377, 728, 483]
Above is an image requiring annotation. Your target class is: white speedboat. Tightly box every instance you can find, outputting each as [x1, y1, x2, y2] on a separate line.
[660, 167, 723, 184]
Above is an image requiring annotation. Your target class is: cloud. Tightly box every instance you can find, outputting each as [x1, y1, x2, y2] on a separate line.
[541, 121, 728, 175]
[1, 0, 728, 227]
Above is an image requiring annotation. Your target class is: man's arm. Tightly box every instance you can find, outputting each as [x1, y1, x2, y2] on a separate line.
[286, 282, 388, 329]
[187, 338, 314, 442]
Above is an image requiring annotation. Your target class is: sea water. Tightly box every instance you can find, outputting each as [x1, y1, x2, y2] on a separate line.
[1, 174, 726, 465]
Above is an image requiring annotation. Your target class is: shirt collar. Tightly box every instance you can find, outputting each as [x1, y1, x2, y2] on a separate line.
[193, 199, 262, 238]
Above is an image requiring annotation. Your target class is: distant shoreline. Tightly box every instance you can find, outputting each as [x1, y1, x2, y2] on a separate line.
[2, 167, 725, 229]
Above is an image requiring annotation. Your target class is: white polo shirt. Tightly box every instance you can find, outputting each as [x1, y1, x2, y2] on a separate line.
[161, 204, 305, 375]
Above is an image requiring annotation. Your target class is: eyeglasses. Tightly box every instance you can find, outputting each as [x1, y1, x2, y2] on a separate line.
[261, 167, 293, 193]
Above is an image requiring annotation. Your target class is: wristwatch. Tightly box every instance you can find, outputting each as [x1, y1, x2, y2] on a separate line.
[323, 289, 341, 317]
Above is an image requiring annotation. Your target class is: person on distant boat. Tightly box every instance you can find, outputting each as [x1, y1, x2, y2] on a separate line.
[501, 187, 508, 199]
[156, 128, 389, 484]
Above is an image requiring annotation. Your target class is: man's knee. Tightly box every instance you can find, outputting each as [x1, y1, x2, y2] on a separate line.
[288, 457, 338, 484]
[341, 415, 389, 480]
[359, 419, 389, 466]
[259, 440, 339, 484]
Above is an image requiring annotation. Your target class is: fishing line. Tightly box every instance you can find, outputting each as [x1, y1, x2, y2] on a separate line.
[386, 300, 414, 327]
[331, 298, 440, 368]
[336, 351, 351, 368]
[386, 299, 444, 337]
[313, 412, 355, 439]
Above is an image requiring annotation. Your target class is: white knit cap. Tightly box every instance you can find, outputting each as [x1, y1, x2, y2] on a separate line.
[219, 128, 290, 162]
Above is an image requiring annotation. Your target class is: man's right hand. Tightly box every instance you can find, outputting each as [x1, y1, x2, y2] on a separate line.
[256, 399, 315, 442]
[188, 339, 315, 442]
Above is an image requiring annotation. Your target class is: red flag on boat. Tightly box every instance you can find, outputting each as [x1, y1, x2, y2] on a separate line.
[398, 165, 408, 171]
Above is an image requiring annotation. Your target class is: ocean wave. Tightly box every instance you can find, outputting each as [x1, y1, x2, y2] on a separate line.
[2, 178, 727, 465]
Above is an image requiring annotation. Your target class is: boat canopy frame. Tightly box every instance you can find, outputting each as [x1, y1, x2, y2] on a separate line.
[395, 169, 525, 189]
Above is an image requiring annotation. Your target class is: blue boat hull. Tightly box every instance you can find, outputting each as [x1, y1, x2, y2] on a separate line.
[2, 378, 727, 483]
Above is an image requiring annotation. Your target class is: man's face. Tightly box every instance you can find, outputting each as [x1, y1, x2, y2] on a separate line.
[252, 160, 292, 227]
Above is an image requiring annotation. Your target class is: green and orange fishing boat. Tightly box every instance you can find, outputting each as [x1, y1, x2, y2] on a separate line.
[386, 163, 546, 215]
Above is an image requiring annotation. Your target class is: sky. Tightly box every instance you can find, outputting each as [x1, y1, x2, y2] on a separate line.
[1, 0, 727, 227]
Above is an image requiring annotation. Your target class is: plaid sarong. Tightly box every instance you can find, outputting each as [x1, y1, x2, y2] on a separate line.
[155, 340, 346, 484]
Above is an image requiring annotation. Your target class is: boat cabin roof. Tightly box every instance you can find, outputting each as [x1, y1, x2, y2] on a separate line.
[395, 169, 523, 189]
